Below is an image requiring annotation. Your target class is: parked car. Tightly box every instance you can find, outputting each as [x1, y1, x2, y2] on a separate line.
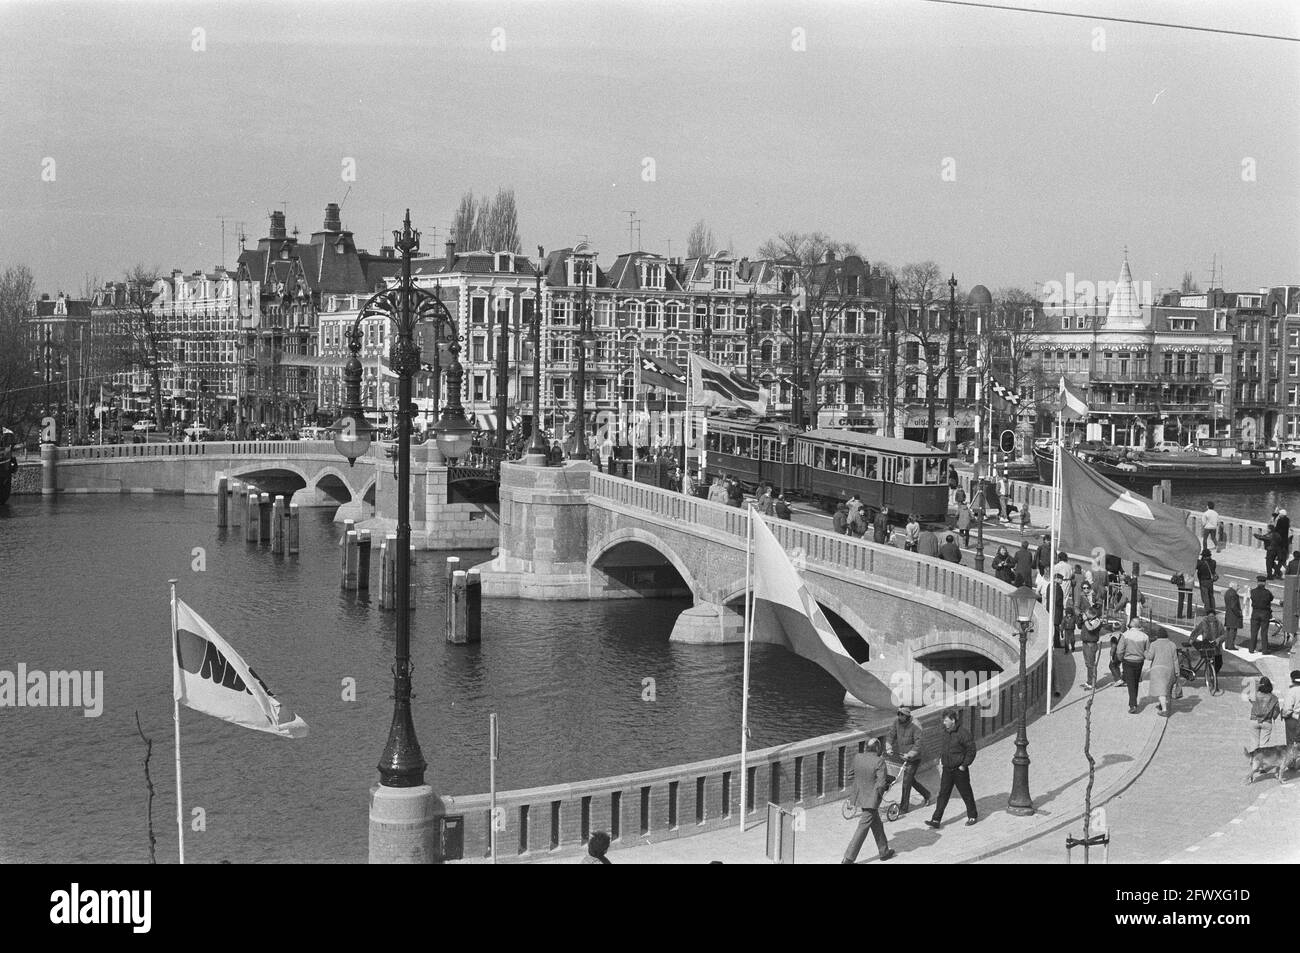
[132, 419, 156, 433]
[183, 425, 212, 442]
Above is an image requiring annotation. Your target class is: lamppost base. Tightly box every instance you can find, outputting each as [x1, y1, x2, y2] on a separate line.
[368, 782, 440, 863]
[521, 452, 548, 467]
[1006, 801, 1035, 817]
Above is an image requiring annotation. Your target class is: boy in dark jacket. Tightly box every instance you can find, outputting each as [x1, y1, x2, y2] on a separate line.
[925, 710, 978, 828]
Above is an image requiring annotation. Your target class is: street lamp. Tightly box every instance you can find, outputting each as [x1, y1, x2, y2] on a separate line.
[1007, 585, 1037, 816]
[331, 209, 468, 789]
[885, 280, 898, 438]
[571, 267, 596, 460]
[746, 288, 756, 384]
[527, 251, 548, 460]
[946, 274, 961, 448]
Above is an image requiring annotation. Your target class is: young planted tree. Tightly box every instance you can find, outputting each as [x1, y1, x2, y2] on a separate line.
[755, 232, 865, 427]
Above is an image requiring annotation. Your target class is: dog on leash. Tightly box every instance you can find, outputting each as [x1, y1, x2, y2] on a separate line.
[1243, 742, 1300, 784]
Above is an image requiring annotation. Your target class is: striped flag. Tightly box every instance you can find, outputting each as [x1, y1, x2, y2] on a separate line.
[689, 352, 767, 415]
[988, 372, 1021, 408]
[750, 515, 896, 708]
[173, 598, 308, 738]
[1059, 376, 1089, 419]
[633, 350, 687, 395]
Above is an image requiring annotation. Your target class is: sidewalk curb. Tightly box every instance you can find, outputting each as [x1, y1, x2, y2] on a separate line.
[953, 710, 1169, 864]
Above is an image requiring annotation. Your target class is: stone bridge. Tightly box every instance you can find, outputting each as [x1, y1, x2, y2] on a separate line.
[482, 463, 1048, 691]
[41, 440, 378, 507]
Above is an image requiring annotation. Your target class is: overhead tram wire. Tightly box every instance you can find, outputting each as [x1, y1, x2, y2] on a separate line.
[917, 0, 1300, 43]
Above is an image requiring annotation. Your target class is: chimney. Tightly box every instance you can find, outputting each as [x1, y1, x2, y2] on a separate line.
[323, 203, 342, 232]
[269, 210, 287, 240]
[445, 236, 456, 270]
[380, 246, 395, 259]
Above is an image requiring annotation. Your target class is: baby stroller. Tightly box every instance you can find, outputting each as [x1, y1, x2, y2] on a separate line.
[841, 759, 905, 823]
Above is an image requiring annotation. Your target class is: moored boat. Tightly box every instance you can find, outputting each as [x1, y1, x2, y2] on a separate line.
[1034, 443, 1300, 487]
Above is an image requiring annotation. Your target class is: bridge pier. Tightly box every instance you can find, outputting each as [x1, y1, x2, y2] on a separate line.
[668, 602, 744, 644]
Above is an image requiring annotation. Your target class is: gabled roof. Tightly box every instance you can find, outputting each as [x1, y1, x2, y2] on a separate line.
[33, 297, 92, 318]
[541, 248, 610, 289]
[605, 251, 684, 292]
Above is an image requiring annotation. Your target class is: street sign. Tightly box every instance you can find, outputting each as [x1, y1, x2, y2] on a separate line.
[999, 430, 1016, 454]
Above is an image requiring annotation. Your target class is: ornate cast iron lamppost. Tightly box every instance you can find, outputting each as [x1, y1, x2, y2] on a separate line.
[332, 210, 471, 791]
[1007, 586, 1037, 816]
[571, 267, 596, 459]
[526, 251, 548, 461]
[885, 280, 898, 438]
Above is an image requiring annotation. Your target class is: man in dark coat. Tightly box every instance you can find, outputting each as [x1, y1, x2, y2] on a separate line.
[873, 506, 890, 544]
[842, 737, 897, 864]
[1249, 575, 1274, 653]
[886, 706, 931, 813]
[925, 710, 978, 828]
[1013, 541, 1034, 588]
[1034, 533, 1052, 577]
[1222, 581, 1243, 650]
[939, 534, 963, 564]
[1195, 549, 1217, 614]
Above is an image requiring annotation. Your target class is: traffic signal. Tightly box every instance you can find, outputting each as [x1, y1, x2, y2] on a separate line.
[999, 430, 1017, 454]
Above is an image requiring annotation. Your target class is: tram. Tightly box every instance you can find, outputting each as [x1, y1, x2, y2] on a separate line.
[701, 417, 950, 523]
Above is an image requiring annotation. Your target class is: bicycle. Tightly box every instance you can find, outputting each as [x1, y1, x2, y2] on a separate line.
[1266, 617, 1296, 651]
[1177, 642, 1221, 696]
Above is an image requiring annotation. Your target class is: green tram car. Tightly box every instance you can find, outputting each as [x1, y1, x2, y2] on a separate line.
[701, 418, 950, 523]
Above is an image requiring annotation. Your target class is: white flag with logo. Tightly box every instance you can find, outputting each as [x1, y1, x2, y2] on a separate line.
[172, 598, 308, 738]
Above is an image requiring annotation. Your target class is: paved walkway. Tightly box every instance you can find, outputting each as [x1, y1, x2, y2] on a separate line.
[537, 649, 1165, 864]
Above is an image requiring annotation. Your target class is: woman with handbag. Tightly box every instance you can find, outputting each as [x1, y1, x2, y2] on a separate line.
[1144, 628, 1179, 716]
[1195, 549, 1218, 614]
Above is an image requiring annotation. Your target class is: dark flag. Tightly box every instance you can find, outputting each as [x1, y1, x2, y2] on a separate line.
[1057, 450, 1198, 574]
[633, 350, 687, 394]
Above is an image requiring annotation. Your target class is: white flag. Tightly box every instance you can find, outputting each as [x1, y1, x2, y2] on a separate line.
[172, 598, 308, 738]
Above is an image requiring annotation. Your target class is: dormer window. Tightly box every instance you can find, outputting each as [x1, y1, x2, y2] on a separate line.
[497, 253, 512, 272]
[572, 258, 594, 287]
[642, 262, 664, 290]
[714, 267, 732, 291]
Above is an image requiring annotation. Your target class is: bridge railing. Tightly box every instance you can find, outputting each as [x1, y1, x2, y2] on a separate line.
[589, 472, 1016, 624]
[56, 440, 341, 461]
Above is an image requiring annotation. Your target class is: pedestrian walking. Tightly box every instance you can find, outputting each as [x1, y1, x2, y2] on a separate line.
[918, 526, 940, 558]
[1034, 533, 1052, 578]
[726, 478, 743, 508]
[1254, 523, 1283, 580]
[956, 502, 972, 546]
[1276, 508, 1292, 558]
[885, 706, 931, 814]
[873, 506, 890, 544]
[1195, 548, 1218, 614]
[1200, 502, 1219, 552]
[954, 485, 966, 507]
[1171, 568, 1194, 620]
[846, 494, 863, 527]
[1144, 628, 1179, 716]
[1248, 575, 1274, 653]
[924, 710, 978, 829]
[841, 737, 897, 864]
[1013, 540, 1034, 587]
[1247, 677, 1281, 749]
[1019, 501, 1031, 535]
[680, 468, 694, 498]
[707, 478, 728, 505]
[757, 484, 773, 516]
[1117, 622, 1151, 713]
[1282, 671, 1300, 745]
[774, 494, 792, 520]
[1189, 609, 1226, 675]
[1080, 602, 1104, 690]
[939, 534, 962, 563]
[1223, 581, 1243, 651]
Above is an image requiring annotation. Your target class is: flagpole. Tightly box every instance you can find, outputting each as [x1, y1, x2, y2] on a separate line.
[739, 504, 754, 830]
[1047, 406, 1063, 715]
[169, 578, 185, 865]
[489, 712, 498, 865]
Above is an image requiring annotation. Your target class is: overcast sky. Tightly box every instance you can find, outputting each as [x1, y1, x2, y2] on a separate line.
[2, 0, 1297, 299]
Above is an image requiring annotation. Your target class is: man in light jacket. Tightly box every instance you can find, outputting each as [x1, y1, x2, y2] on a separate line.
[842, 737, 896, 864]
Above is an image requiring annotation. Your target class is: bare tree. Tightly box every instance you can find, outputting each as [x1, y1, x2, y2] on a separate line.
[686, 220, 717, 259]
[985, 287, 1050, 443]
[757, 232, 867, 426]
[471, 196, 491, 251]
[101, 265, 167, 426]
[0, 264, 37, 435]
[896, 260, 961, 442]
[483, 187, 522, 253]
[1180, 270, 1200, 295]
[450, 191, 478, 250]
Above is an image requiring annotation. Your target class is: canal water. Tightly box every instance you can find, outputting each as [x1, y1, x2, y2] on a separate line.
[1167, 486, 1298, 522]
[0, 496, 886, 863]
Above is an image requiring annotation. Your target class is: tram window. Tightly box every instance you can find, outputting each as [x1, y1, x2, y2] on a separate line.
[911, 457, 926, 485]
[882, 456, 896, 482]
[735, 435, 749, 456]
[798, 442, 811, 466]
[850, 452, 865, 477]
[864, 454, 878, 480]
[721, 434, 735, 454]
[826, 449, 839, 472]
[938, 458, 949, 482]
[706, 432, 720, 452]
[785, 441, 796, 464]
[750, 439, 760, 460]
[813, 445, 825, 469]
[762, 438, 774, 461]
[898, 457, 913, 484]
[924, 457, 941, 484]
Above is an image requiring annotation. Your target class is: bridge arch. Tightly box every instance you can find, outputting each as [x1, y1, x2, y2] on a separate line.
[589, 527, 697, 600]
[310, 466, 356, 504]
[716, 575, 873, 662]
[228, 464, 310, 500]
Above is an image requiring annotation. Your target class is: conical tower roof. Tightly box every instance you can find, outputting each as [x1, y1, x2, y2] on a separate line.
[1104, 255, 1144, 327]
